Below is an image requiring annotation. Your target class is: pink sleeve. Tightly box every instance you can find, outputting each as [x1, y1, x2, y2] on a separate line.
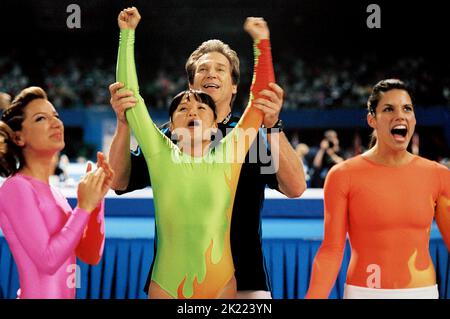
[0, 178, 90, 275]
[76, 199, 105, 265]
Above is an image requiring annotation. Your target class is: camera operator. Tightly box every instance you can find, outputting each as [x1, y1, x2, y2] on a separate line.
[310, 130, 344, 188]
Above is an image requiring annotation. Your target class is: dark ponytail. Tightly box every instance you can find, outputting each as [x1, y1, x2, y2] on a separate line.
[366, 79, 413, 149]
[368, 131, 377, 149]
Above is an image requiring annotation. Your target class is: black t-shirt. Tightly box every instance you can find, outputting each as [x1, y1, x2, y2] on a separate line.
[310, 147, 344, 188]
[117, 113, 279, 292]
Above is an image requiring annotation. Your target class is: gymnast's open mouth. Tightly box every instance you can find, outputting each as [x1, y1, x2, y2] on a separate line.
[391, 124, 408, 141]
[391, 125, 407, 137]
[188, 119, 200, 127]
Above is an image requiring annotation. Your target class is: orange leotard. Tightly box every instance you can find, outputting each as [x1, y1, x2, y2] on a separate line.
[306, 155, 450, 298]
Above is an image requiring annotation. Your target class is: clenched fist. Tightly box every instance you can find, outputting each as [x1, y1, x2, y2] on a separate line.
[118, 6, 141, 30]
[244, 17, 270, 41]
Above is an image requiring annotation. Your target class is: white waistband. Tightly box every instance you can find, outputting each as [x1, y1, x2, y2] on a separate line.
[344, 284, 439, 299]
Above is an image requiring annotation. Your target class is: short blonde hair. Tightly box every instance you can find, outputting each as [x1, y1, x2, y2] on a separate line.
[185, 40, 240, 106]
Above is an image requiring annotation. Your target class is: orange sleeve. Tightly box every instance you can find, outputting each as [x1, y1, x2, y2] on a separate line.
[75, 200, 105, 265]
[230, 39, 274, 163]
[238, 39, 275, 132]
[435, 164, 450, 251]
[305, 164, 349, 298]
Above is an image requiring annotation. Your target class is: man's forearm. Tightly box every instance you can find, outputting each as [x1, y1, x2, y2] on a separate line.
[327, 150, 344, 164]
[108, 120, 132, 191]
[313, 149, 325, 168]
[268, 132, 306, 198]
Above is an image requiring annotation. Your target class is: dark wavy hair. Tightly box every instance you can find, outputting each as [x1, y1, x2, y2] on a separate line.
[0, 86, 48, 177]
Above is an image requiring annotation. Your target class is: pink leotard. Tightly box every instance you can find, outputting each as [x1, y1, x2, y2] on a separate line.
[0, 174, 105, 299]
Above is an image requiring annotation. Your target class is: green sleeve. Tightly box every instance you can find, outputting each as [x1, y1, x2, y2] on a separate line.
[115, 28, 166, 159]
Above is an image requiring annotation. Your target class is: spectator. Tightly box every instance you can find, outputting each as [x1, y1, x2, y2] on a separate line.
[343, 131, 367, 159]
[310, 130, 344, 188]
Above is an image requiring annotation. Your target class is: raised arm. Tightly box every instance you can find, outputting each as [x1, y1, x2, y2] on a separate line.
[305, 164, 349, 298]
[115, 7, 166, 159]
[229, 18, 274, 162]
[239, 18, 274, 131]
[244, 21, 305, 198]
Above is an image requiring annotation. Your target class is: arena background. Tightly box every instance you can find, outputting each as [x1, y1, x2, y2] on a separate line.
[0, 0, 449, 300]
[1, 0, 449, 162]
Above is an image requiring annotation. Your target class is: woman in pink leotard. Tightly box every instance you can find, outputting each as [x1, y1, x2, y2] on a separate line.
[0, 86, 114, 299]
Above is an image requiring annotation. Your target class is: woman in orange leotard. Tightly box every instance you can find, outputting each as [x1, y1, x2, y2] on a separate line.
[306, 79, 450, 299]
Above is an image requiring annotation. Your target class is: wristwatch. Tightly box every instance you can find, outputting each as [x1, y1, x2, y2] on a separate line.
[263, 119, 284, 134]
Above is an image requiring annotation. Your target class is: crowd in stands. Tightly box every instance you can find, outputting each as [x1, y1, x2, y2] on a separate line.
[275, 52, 450, 110]
[2, 51, 450, 111]
[0, 55, 115, 109]
[2, 51, 449, 177]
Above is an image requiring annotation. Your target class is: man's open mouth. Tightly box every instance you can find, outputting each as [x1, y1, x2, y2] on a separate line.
[203, 83, 220, 89]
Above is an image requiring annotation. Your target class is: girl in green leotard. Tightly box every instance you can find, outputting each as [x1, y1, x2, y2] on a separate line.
[116, 7, 274, 299]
